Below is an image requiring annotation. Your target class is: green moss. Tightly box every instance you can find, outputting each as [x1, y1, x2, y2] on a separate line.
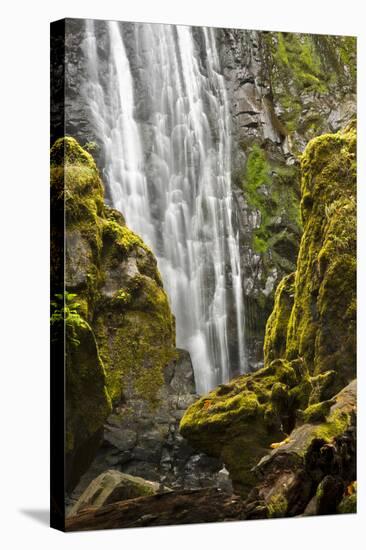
[264, 272, 295, 366]
[261, 33, 356, 139]
[102, 219, 150, 256]
[300, 399, 335, 424]
[313, 408, 351, 442]
[94, 273, 176, 406]
[52, 137, 176, 408]
[338, 490, 357, 514]
[242, 145, 301, 257]
[285, 126, 356, 392]
[267, 492, 288, 518]
[245, 144, 270, 195]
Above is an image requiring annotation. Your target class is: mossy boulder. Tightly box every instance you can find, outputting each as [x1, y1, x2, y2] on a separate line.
[51, 137, 176, 408]
[242, 380, 356, 519]
[285, 125, 356, 394]
[180, 358, 310, 493]
[65, 319, 112, 492]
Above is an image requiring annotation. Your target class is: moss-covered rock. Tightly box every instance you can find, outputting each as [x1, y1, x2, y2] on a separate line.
[180, 358, 311, 493]
[51, 137, 176, 407]
[69, 470, 162, 516]
[285, 125, 356, 394]
[181, 126, 356, 496]
[51, 137, 177, 489]
[65, 319, 112, 492]
[264, 272, 295, 366]
[241, 380, 356, 519]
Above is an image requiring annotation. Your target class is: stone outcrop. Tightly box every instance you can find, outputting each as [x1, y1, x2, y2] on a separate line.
[265, 125, 356, 396]
[180, 127, 356, 506]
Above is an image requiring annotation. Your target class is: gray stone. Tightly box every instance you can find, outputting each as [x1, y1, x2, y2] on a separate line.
[69, 470, 161, 516]
[104, 426, 137, 452]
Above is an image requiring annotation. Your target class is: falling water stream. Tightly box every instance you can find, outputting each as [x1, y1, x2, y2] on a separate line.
[82, 20, 247, 393]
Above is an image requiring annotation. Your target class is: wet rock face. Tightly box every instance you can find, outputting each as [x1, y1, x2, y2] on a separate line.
[67, 349, 223, 510]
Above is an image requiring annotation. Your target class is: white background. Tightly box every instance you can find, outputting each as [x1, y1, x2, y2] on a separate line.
[0, 0, 364, 548]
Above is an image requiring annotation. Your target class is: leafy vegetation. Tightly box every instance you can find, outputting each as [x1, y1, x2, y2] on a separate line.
[51, 291, 86, 347]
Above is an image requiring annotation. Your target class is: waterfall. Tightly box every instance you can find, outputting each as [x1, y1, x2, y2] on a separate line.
[82, 20, 247, 393]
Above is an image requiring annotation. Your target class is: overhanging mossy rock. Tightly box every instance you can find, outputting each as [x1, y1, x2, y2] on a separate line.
[51, 137, 176, 407]
[65, 320, 112, 492]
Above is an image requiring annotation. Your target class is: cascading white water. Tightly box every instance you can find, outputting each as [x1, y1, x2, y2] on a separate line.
[82, 20, 247, 393]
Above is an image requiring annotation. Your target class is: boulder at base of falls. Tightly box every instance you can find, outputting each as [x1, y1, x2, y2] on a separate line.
[69, 470, 164, 516]
[180, 126, 356, 499]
